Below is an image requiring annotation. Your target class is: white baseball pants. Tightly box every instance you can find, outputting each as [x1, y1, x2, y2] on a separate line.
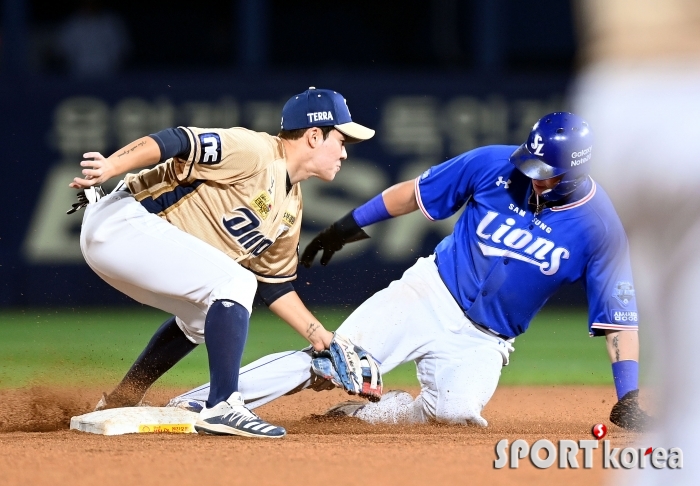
[174, 255, 513, 425]
[80, 189, 258, 344]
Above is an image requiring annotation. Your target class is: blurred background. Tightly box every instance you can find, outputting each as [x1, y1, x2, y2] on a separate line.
[0, 0, 587, 310]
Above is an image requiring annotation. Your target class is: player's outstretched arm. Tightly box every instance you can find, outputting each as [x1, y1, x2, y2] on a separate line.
[381, 179, 420, 216]
[300, 179, 419, 267]
[268, 290, 334, 351]
[268, 290, 382, 401]
[604, 329, 650, 430]
[69, 136, 162, 189]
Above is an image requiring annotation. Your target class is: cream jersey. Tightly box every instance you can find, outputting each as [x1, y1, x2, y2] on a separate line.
[125, 127, 302, 283]
[578, 0, 700, 63]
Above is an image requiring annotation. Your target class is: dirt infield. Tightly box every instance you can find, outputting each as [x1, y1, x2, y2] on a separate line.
[0, 385, 641, 485]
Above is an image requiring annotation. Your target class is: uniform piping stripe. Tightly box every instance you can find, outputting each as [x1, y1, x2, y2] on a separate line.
[414, 177, 435, 221]
[139, 180, 204, 214]
[591, 323, 639, 331]
[241, 350, 308, 376]
[551, 178, 596, 211]
[181, 127, 198, 180]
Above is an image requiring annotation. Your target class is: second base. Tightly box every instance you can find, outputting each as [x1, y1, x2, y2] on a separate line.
[70, 407, 199, 436]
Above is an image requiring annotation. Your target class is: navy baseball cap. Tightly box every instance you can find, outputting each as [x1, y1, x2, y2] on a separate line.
[281, 87, 374, 143]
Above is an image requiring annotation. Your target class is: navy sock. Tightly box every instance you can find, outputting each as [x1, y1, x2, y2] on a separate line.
[204, 299, 250, 408]
[111, 316, 198, 405]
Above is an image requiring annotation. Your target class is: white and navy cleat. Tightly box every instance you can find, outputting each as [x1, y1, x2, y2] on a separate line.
[194, 392, 286, 438]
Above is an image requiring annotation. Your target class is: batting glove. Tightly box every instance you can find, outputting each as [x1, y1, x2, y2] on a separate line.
[300, 211, 369, 267]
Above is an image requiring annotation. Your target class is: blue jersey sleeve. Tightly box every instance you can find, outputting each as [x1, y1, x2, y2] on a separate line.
[584, 219, 639, 337]
[416, 147, 499, 221]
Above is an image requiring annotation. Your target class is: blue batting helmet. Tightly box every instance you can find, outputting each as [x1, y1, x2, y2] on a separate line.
[509, 112, 593, 201]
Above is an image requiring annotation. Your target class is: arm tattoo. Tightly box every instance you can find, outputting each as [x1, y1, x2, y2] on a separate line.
[116, 139, 148, 158]
[306, 322, 320, 340]
[612, 335, 620, 362]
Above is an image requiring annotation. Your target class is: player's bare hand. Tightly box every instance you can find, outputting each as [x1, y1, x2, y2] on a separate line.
[308, 325, 334, 352]
[69, 152, 114, 189]
[318, 328, 334, 350]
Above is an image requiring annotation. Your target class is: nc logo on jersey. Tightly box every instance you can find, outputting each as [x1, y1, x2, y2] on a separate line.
[613, 281, 635, 306]
[222, 207, 273, 256]
[531, 135, 544, 156]
[476, 211, 569, 276]
[198, 133, 222, 164]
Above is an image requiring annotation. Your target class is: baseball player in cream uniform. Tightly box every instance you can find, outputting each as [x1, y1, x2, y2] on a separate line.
[69, 87, 374, 438]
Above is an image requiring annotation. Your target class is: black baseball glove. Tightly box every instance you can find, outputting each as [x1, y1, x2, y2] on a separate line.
[300, 211, 369, 267]
[609, 389, 651, 431]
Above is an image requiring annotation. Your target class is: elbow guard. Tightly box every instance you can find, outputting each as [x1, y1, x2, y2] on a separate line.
[149, 127, 191, 162]
[257, 281, 295, 306]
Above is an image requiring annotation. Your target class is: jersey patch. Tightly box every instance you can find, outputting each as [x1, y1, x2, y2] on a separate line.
[283, 211, 296, 226]
[612, 310, 638, 323]
[613, 281, 635, 307]
[198, 133, 222, 164]
[251, 191, 273, 220]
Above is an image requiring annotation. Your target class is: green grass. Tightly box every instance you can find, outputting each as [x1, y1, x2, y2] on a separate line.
[500, 309, 611, 385]
[0, 307, 612, 390]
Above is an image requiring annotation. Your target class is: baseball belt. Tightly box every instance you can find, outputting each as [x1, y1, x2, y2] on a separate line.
[470, 322, 512, 341]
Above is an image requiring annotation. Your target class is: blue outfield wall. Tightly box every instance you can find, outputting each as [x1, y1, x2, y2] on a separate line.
[0, 71, 586, 308]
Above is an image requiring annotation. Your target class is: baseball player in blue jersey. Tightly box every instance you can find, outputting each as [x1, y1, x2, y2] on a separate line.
[168, 112, 648, 430]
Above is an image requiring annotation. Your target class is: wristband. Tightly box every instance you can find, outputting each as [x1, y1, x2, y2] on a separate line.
[611, 360, 639, 400]
[352, 194, 392, 227]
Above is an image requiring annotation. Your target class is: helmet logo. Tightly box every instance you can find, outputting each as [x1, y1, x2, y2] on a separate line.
[531, 135, 544, 156]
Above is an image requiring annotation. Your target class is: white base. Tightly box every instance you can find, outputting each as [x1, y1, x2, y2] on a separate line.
[70, 407, 199, 435]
